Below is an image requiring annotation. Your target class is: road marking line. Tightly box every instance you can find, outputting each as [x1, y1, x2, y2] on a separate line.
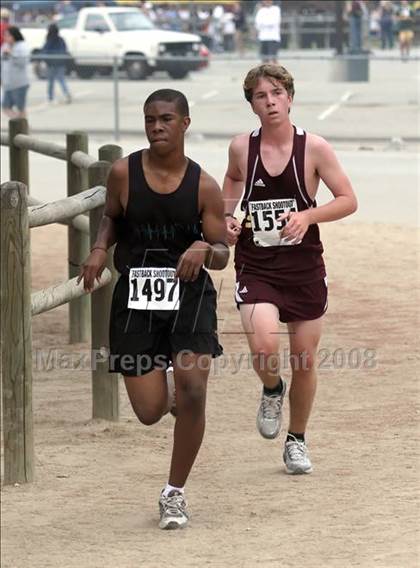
[201, 89, 219, 100]
[318, 91, 353, 121]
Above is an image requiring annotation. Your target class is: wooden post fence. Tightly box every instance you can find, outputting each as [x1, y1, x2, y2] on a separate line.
[1, 129, 124, 483]
[67, 131, 90, 344]
[1, 182, 34, 484]
[1, 181, 113, 485]
[88, 157, 120, 421]
[9, 118, 29, 190]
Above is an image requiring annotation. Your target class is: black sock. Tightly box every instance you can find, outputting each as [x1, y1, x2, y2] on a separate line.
[287, 431, 305, 443]
[263, 378, 284, 396]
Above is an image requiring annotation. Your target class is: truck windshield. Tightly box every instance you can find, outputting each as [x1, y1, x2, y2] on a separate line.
[109, 12, 155, 31]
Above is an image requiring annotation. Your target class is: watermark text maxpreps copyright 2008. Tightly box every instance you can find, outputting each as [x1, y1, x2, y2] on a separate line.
[33, 347, 377, 375]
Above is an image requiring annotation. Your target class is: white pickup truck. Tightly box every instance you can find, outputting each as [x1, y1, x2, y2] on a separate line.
[22, 6, 208, 80]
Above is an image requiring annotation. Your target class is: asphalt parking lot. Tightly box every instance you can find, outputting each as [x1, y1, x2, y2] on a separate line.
[1, 50, 418, 140]
[1, 50, 419, 225]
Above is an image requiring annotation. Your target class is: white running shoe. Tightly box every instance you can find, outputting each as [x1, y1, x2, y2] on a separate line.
[166, 365, 176, 417]
[283, 435, 313, 474]
[159, 490, 189, 530]
[256, 379, 287, 439]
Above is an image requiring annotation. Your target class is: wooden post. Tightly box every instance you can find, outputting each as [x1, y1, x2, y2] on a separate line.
[1, 182, 34, 484]
[66, 131, 90, 344]
[9, 118, 29, 189]
[97, 144, 122, 298]
[88, 161, 119, 421]
[98, 144, 122, 164]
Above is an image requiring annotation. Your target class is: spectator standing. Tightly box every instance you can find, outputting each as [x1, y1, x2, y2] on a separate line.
[54, 1, 76, 17]
[233, 1, 247, 56]
[369, 6, 381, 42]
[380, 1, 395, 49]
[1, 26, 30, 119]
[141, 2, 157, 23]
[212, 4, 225, 53]
[397, 0, 415, 60]
[42, 24, 72, 104]
[222, 7, 236, 52]
[255, 0, 281, 63]
[178, 5, 191, 32]
[347, 0, 364, 52]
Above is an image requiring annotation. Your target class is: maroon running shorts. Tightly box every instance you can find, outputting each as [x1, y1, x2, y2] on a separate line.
[235, 276, 328, 322]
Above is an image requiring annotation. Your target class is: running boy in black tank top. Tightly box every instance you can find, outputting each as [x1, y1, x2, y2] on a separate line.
[78, 89, 229, 529]
[222, 64, 357, 474]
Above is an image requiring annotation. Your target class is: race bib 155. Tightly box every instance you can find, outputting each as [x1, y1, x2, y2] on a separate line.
[249, 198, 299, 247]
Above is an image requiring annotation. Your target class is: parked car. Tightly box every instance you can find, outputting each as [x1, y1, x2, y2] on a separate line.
[22, 6, 209, 80]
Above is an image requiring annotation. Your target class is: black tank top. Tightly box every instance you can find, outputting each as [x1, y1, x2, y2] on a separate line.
[113, 150, 204, 275]
[235, 126, 326, 285]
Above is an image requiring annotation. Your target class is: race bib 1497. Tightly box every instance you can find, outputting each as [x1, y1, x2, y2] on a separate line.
[128, 267, 180, 311]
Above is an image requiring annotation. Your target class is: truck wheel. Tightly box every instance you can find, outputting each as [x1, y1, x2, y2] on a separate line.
[125, 59, 149, 80]
[33, 61, 48, 80]
[168, 69, 189, 80]
[98, 67, 112, 77]
[76, 67, 95, 79]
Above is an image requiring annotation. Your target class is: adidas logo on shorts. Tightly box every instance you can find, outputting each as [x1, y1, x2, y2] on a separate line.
[254, 179, 266, 187]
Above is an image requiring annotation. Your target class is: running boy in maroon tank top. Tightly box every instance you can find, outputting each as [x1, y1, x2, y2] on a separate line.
[222, 64, 357, 474]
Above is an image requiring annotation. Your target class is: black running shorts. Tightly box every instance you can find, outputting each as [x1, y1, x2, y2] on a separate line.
[109, 274, 222, 376]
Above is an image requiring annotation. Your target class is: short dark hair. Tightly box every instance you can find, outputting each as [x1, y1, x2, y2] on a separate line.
[143, 89, 189, 117]
[47, 24, 59, 41]
[6, 26, 25, 43]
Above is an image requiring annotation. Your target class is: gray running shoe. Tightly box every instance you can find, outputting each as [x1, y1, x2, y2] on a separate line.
[256, 379, 286, 439]
[283, 435, 313, 474]
[159, 490, 189, 530]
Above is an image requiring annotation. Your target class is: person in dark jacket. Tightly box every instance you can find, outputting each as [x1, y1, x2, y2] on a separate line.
[380, 1, 395, 50]
[42, 23, 71, 104]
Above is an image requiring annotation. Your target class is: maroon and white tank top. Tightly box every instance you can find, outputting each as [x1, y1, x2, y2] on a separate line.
[234, 125, 326, 285]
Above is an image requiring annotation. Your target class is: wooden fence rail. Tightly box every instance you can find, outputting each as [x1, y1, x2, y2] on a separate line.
[28, 186, 106, 228]
[1, 119, 123, 485]
[31, 269, 112, 317]
[71, 150, 97, 170]
[13, 134, 67, 161]
[27, 195, 89, 234]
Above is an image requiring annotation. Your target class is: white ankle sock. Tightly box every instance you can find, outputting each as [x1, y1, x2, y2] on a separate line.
[162, 483, 184, 497]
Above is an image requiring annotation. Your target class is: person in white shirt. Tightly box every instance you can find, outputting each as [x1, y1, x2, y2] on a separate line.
[255, 0, 281, 63]
[1, 26, 30, 119]
[222, 8, 236, 52]
[212, 4, 225, 52]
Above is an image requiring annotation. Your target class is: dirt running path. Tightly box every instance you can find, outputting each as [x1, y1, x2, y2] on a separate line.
[1, 222, 418, 568]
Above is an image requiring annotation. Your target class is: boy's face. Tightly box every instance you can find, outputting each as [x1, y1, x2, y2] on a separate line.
[144, 100, 190, 154]
[250, 77, 292, 124]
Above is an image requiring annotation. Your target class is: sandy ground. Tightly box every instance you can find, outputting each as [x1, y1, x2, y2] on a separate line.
[1, 221, 419, 568]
